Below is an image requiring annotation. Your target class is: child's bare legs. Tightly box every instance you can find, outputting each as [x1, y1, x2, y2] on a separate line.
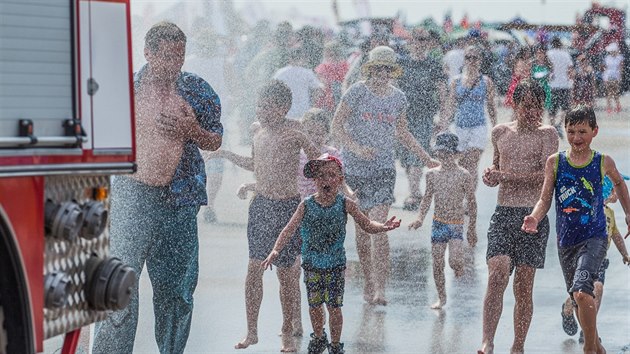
[431, 243, 447, 309]
[511, 266, 536, 354]
[309, 305, 325, 337]
[574, 291, 606, 354]
[369, 205, 391, 305]
[235, 259, 265, 349]
[277, 265, 298, 352]
[327, 305, 343, 344]
[287, 258, 303, 336]
[479, 255, 511, 354]
[355, 221, 374, 303]
[448, 239, 464, 277]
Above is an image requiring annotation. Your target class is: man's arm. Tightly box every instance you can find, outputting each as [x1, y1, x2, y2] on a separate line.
[465, 173, 478, 247]
[485, 76, 497, 127]
[396, 111, 439, 168]
[188, 75, 224, 151]
[437, 80, 457, 131]
[212, 149, 254, 171]
[331, 101, 374, 159]
[522, 154, 558, 232]
[346, 198, 401, 234]
[190, 125, 223, 151]
[408, 172, 435, 230]
[482, 125, 503, 187]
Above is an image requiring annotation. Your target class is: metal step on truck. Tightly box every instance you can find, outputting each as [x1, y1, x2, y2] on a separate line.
[1, 1, 137, 353]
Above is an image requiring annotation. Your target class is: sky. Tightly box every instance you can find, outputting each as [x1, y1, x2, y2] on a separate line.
[131, 0, 630, 29]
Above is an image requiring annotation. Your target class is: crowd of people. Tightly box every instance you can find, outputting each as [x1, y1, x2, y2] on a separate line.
[91, 19, 630, 354]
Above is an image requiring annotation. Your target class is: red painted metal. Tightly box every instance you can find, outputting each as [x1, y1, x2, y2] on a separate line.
[0, 177, 45, 352]
[61, 329, 81, 354]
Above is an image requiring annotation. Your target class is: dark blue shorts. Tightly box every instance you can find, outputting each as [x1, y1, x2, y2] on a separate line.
[595, 258, 610, 285]
[431, 219, 464, 244]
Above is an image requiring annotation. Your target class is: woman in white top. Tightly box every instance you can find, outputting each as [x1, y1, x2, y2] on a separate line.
[603, 42, 624, 113]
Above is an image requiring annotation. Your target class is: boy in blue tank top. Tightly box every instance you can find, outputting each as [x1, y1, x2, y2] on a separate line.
[261, 153, 401, 354]
[522, 106, 630, 354]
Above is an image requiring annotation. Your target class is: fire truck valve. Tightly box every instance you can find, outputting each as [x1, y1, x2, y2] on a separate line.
[85, 256, 136, 311]
[44, 272, 73, 309]
[44, 200, 84, 241]
[80, 201, 108, 240]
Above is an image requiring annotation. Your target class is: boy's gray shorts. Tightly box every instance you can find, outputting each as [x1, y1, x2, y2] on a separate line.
[558, 236, 608, 298]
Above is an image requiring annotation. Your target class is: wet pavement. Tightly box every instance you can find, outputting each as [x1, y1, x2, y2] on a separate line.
[44, 99, 630, 353]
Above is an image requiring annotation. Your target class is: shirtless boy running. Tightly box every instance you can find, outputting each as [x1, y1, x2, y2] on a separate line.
[212, 80, 319, 352]
[408, 132, 477, 310]
[478, 80, 559, 354]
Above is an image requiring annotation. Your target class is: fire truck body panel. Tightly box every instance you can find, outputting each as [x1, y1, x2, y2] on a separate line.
[0, 1, 136, 353]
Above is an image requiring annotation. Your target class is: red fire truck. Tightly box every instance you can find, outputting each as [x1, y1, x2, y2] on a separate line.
[1, 1, 136, 353]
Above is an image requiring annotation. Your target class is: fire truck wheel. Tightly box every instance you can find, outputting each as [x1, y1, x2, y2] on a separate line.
[0, 295, 7, 354]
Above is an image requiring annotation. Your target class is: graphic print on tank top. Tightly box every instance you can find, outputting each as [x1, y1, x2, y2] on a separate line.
[554, 151, 606, 247]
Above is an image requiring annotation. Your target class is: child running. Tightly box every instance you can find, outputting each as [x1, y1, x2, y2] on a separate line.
[261, 153, 401, 354]
[408, 132, 477, 309]
[211, 80, 320, 352]
[560, 176, 630, 343]
[522, 106, 630, 354]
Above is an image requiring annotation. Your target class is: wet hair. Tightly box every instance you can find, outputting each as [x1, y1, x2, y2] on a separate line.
[302, 108, 332, 133]
[551, 37, 562, 49]
[145, 21, 186, 52]
[288, 47, 304, 62]
[565, 105, 597, 129]
[515, 46, 532, 61]
[512, 79, 545, 107]
[258, 80, 292, 110]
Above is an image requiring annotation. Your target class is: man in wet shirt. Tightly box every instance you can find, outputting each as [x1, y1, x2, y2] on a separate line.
[397, 28, 447, 211]
[478, 80, 558, 354]
[92, 22, 223, 354]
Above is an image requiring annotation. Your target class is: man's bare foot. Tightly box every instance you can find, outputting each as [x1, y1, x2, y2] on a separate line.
[478, 341, 494, 354]
[280, 334, 297, 352]
[235, 335, 258, 349]
[430, 298, 446, 309]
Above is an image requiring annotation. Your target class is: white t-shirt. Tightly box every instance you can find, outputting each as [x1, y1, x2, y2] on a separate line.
[603, 54, 623, 81]
[273, 65, 322, 119]
[443, 49, 465, 82]
[547, 49, 574, 89]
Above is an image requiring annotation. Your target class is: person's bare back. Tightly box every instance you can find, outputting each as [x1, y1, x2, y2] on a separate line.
[132, 85, 190, 186]
[491, 121, 559, 207]
[429, 166, 472, 223]
[253, 121, 319, 200]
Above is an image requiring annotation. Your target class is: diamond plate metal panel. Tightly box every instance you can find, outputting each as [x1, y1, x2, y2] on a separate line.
[43, 176, 110, 339]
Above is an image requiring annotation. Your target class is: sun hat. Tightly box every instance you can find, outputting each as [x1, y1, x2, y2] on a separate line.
[433, 132, 460, 154]
[303, 153, 343, 178]
[361, 46, 403, 78]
